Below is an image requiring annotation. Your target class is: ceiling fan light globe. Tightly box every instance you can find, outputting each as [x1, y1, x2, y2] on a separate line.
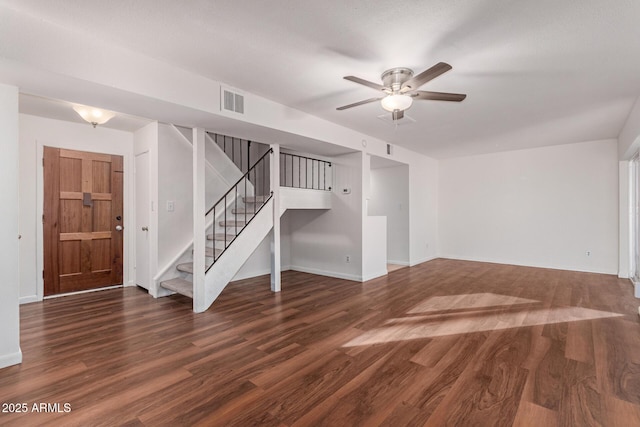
[381, 94, 413, 112]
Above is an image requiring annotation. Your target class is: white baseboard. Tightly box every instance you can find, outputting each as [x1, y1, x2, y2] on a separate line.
[288, 265, 362, 282]
[409, 255, 438, 267]
[362, 270, 388, 282]
[387, 260, 410, 266]
[0, 349, 22, 369]
[438, 254, 618, 276]
[19, 295, 39, 305]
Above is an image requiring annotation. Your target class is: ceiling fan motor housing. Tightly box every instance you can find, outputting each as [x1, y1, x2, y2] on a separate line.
[381, 68, 413, 92]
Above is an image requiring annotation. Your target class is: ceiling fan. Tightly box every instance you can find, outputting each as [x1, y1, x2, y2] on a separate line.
[337, 62, 466, 120]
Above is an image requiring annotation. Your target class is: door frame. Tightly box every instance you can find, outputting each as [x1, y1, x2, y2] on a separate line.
[631, 153, 640, 287]
[134, 150, 152, 290]
[36, 140, 134, 301]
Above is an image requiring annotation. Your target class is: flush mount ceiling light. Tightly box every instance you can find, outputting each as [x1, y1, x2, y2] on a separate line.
[337, 63, 466, 121]
[72, 105, 116, 128]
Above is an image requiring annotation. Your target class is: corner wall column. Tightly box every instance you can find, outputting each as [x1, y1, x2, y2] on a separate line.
[192, 128, 206, 311]
[270, 143, 281, 292]
[0, 83, 21, 368]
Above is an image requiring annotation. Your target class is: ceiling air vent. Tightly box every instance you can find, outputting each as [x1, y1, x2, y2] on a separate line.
[221, 86, 245, 114]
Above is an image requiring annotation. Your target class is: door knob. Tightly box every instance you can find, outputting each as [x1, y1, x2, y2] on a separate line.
[141, 226, 149, 231]
[116, 225, 123, 231]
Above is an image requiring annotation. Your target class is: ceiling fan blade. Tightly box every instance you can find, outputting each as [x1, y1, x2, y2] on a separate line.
[344, 76, 387, 92]
[336, 97, 383, 110]
[412, 91, 466, 102]
[402, 62, 452, 91]
[392, 110, 404, 121]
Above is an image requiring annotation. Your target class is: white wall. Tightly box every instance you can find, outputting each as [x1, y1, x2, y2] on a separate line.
[408, 155, 439, 265]
[204, 132, 244, 207]
[19, 114, 135, 302]
[0, 84, 21, 368]
[369, 164, 410, 265]
[363, 216, 387, 280]
[619, 96, 640, 160]
[230, 214, 292, 282]
[439, 139, 619, 274]
[289, 152, 363, 280]
[157, 124, 194, 270]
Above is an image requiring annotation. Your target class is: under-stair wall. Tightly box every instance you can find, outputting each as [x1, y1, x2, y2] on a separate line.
[287, 151, 364, 281]
[157, 124, 193, 273]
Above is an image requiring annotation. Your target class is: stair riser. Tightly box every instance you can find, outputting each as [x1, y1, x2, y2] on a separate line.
[159, 278, 193, 299]
[177, 261, 213, 274]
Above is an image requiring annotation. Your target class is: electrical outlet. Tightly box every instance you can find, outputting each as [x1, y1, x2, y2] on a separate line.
[586, 250, 591, 257]
[166, 201, 175, 212]
[346, 255, 351, 263]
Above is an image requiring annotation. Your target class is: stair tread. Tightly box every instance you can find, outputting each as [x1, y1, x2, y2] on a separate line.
[219, 220, 247, 227]
[207, 233, 237, 241]
[243, 195, 269, 203]
[160, 278, 193, 298]
[177, 259, 214, 274]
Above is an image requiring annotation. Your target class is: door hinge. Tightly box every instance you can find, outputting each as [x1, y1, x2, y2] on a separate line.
[42, 214, 45, 223]
[42, 270, 44, 279]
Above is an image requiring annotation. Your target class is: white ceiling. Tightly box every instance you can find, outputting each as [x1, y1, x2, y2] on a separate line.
[4, 0, 640, 158]
[19, 94, 152, 132]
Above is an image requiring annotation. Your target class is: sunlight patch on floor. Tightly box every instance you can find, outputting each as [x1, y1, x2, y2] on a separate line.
[407, 293, 540, 314]
[344, 294, 623, 347]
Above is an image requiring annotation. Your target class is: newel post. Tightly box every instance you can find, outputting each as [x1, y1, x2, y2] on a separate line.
[270, 144, 281, 292]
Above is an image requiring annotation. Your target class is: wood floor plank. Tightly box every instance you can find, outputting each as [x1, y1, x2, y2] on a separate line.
[1, 259, 638, 425]
[424, 327, 532, 426]
[601, 394, 640, 426]
[512, 401, 558, 427]
[557, 359, 602, 427]
[565, 319, 594, 364]
[592, 317, 640, 405]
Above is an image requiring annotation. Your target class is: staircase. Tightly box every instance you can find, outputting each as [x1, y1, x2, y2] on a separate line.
[159, 143, 273, 310]
[156, 131, 332, 313]
[159, 195, 265, 299]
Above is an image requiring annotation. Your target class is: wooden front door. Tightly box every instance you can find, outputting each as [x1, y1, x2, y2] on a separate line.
[43, 147, 124, 296]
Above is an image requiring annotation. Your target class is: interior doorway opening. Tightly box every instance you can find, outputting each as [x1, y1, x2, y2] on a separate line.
[368, 155, 410, 271]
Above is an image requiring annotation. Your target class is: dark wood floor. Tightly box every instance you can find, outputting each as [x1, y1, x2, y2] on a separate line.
[1, 259, 640, 426]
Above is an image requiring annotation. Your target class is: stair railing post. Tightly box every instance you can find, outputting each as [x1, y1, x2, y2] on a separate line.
[270, 144, 281, 292]
[193, 128, 206, 313]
